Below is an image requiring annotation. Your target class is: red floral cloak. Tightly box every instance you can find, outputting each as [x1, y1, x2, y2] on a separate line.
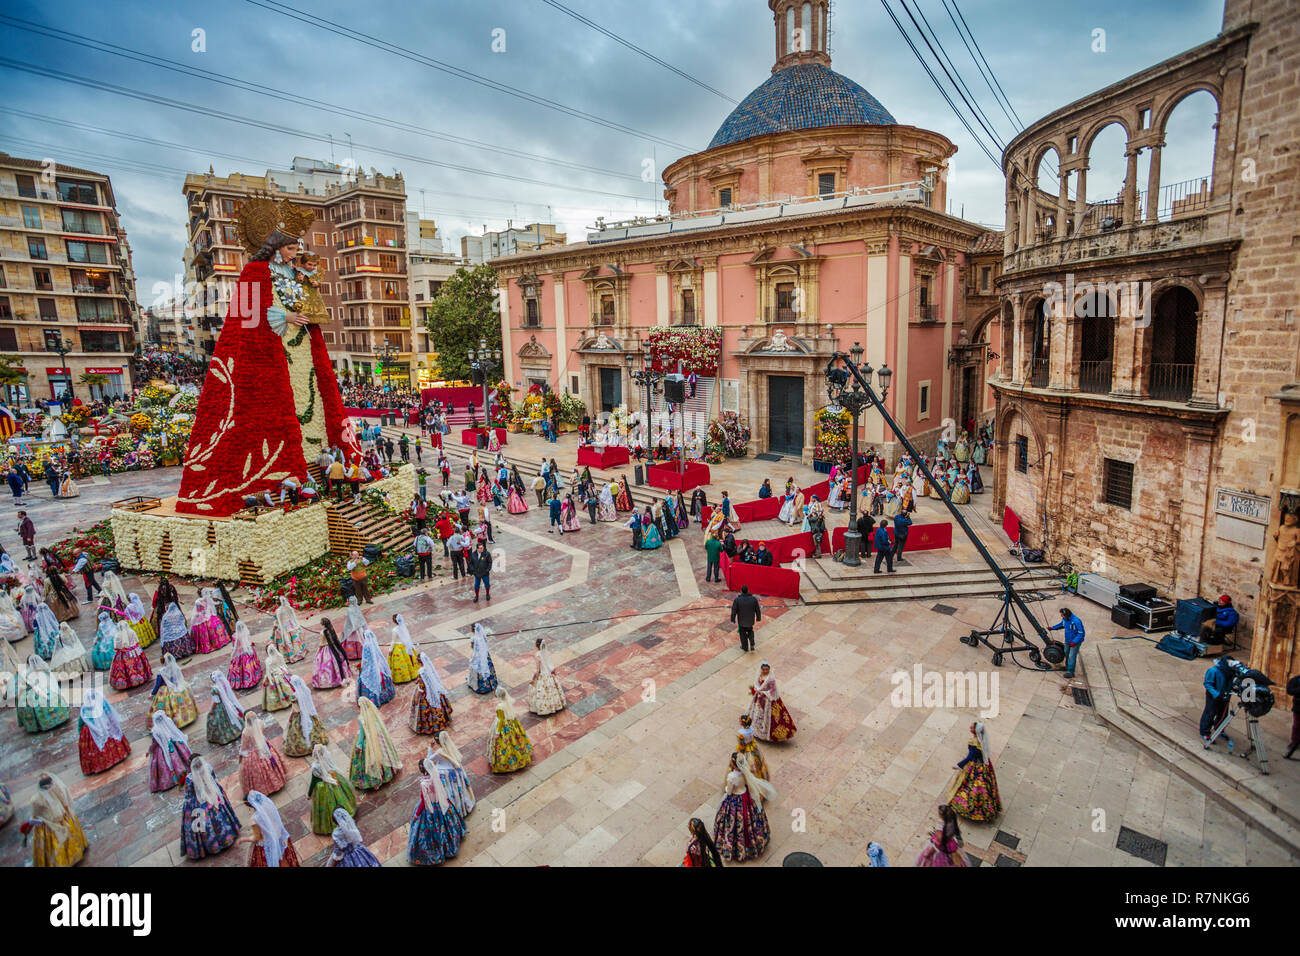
[175, 261, 358, 516]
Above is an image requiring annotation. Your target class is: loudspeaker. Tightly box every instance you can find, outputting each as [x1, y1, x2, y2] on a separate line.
[634, 465, 645, 486]
[663, 374, 687, 404]
[1175, 597, 1215, 636]
[1119, 582, 1157, 603]
[476, 433, 488, 449]
[1111, 604, 1136, 628]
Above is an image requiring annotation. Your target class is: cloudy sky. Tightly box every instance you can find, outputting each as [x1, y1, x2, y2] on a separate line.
[0, 0, 1225, 301]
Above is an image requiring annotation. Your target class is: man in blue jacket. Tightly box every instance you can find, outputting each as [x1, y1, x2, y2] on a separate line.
[1199, 595, 1239, 645]
[1199, 656, 1236, 742]
[892, 511, 913, 562]
[1048, 607, 1085, 679]
[872, 524, 893, 573]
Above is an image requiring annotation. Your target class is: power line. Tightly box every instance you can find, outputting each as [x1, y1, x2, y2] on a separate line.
[899, 1, 1005, 156]
[0, 14, 647, 186]
[244, 0, 695, 152]
[948, 0, 1024, 131]
[0, 59, 665, 205]
[877, 0, 1000, 168]
[905, 0, 1007, 151]
[537, 0, 738, 103]
[940, 0, 1021, 136]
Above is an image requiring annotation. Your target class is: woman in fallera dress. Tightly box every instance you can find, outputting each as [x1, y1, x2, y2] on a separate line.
[271, 596, 308, 663]
[527, 637, 566, 716]
[90, 611, 116, 671]
[487, 686, 533, 773]
[734, 716, 769, 780]
[427, 731, 475, 819]
[713, 751, 776, 863]
[560, 493, 582, 532]
[356, 628, 396, 707]
[226, 621, 263, 690]
[349, 696, 402, 791]
[597, 482, 618, 521]
[507, 471, 530, 513]
[640, 509, 664, 550]
[239, 713, 288, 797]
[283, 674, 330, 757]
[152, 653, 200, 728]
[207, 669, 246, 745]
[42, 568, 80, 624]
[125, 593, 157, 648]
[311, 618, 352, 689]
[262, 644, 296, 712]
[50, 622, 89, 674]
[916, 804, 970, 867]
[243, 790, 300, 867]
[407, 757, 466, 865]
[157, 596, 194, 661]
[20, 772, 88, 867]
[410, 651, 454, 735]
[148, 710, 193, 793]
[681, 817, 724, 867]
[32, 600, 60, 661]
[340, 596, 366, 660]
[614, 475, 634, 511]
[748, 661, 797, 743]
[327, 808, 381, 867]
[180, 756, 241, 861]
[308, 744, 357, 835]
[0, 590, 27, 644]
[190, 591, 229, 655]
[466, 622, 498, 694]
[387, 613, 420, 684]
[19, 583, 39, 635]
[77, 689, 130, 775]
[109, 620, 152, 691]
[945, 721, 1002, 822]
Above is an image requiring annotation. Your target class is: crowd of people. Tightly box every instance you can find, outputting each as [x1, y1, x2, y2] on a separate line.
[339, 383, 422, 415]
[133, 349, 207, 390]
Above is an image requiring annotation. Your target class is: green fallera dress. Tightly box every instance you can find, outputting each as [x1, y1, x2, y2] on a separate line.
[349, 725, 398, 791]
[284, 709, 329, 757]
[206, 694, 245, 745]
[308, 766, 358, 835]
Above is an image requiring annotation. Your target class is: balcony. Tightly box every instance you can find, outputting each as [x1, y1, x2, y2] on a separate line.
[1029, 359, 1050, 388]
[917, 304, 938, 322]
[671, 310, 698, 326]
[1148, 363, 1194, 402]
[1078, 359, 1113, 395]
[338, 262, 407, 278]
[336, 237, 405, 251]
[765, 306, 799, 324]
[591, 311, 615, 327]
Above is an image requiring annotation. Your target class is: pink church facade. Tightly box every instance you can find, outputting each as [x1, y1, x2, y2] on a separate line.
[495, 0, 1002, 463]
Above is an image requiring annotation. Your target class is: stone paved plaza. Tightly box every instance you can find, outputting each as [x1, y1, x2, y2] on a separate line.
[1, 438, 1296, 867]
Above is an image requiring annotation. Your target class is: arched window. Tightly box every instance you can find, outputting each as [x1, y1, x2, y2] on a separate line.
[786, 6, 795, 54]
[1156, 90, 1218, 221]
[1149, 287, 1198, 400]
[1028, 299, 1050, 387]
[802, 2, 813, 51]
[1076, 291, 1115, 394]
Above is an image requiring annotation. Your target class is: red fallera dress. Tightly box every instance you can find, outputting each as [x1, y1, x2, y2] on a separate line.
[175, 260, 360, 517]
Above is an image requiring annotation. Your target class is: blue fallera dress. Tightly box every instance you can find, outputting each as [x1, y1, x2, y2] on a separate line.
[407, 781, 466, 866]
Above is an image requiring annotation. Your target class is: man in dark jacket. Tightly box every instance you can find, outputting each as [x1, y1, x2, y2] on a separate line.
[873, 524, 894, 573]
[857, 511, 876, 557]
[731, 585, 761, 652]
[723, 530, 737, 558]
[467, 541, 493, 603]
[892, 511, 913, 562]
[1199, 656, 1235, 742]
[753, 542, 774, 566]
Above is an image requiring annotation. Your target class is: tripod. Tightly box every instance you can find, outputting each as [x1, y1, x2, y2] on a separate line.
[1204, 696, 1271, 775]
[959, 585, 1055, 669]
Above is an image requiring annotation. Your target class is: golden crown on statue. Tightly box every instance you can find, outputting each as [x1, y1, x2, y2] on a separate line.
[236, 193, 316, 255]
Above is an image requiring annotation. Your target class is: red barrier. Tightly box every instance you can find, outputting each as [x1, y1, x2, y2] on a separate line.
[421, 386, 482, 408]
[460, 427, 508, 447]
[576, 445, 630, 469]
[346, 407, 417, 423]
[735, 495, 783, 523]
[646, 461, 710, 491]
[1002, 506, 1021, 543]
[831, 521, 952, 553]
[721, 551, 800, 599]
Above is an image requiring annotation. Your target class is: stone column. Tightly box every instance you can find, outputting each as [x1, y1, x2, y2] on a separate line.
[1057, 168, 1070, 240]
[1049, 297, 1070, 390]
[1111, 285, 1137, 396]
[1074, 167, 1088, 221]
[1190, 282, 1226, 408]
[1145, 142, 1163, 224]
[1122, 148, 1139, 227]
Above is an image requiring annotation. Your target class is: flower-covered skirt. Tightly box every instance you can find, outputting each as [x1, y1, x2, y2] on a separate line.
[713, 792, 770, 863]
[227, 652, 263, 691]
[488, 718, 532, 773]
[78, 723, 131, 775]
[110, 646, 152, 690]
[180, 778, 240, 861]
[409, 685, 453, 735]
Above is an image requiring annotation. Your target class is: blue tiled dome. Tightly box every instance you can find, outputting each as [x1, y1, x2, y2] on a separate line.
[709, 64, 896, 149]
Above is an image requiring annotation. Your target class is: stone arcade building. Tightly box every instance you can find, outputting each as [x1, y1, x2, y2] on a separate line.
[989, 0, 1300, 682]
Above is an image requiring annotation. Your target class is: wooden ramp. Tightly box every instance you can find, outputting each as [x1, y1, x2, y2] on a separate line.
[324, 501, 412, 556]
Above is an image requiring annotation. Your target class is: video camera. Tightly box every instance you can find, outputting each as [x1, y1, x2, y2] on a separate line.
[1224, 658, 1274, 718]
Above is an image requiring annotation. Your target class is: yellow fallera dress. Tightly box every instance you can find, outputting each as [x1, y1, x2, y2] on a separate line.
[487, 708, 533, 773]
[388, 643, 420, 684]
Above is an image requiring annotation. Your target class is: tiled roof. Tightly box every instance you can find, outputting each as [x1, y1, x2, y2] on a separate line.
[0, 152, 107, 179]
[709, 64, 896, 149]
[968, 230, 1004, 254]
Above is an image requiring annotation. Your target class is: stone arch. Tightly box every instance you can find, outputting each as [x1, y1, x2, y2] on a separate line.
[1153, 88, 1219, 219]
[1083, 120, 1131, 211]
[1080, 116, 1133, 157]
[1154, 83, 1221, 136]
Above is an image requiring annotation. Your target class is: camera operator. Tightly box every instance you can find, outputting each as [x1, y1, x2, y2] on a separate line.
[1200, 657, 1235, 744]
[1200, 594, 1239, 645]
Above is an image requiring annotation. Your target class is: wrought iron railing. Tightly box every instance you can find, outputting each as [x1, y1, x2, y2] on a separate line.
[1148, 362, 1194, 401]
[1078, 359, 1113, 394]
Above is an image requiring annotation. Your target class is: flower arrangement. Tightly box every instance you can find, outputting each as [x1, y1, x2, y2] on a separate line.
[814, 406, 852, 466]
[62, 406, 90, 427]
[136, 384, 171, 407]
[250, 549, 416, 612]
[646, 326, 723, 376]
[708, 411, 750, 459]
[19, 412, 42, 436]
[130, 412, 151, 433]
[542, 392, 561, 418]
[494, 380, 514, 420]
[523, 392, 546, 422]
[558, 392, 586, 425]
[50, 520, 116, 566]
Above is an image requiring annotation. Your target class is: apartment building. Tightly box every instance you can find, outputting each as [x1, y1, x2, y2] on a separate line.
[0, 152, 139, 403]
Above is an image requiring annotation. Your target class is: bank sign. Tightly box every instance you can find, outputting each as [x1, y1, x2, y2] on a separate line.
[1214, 488, 1270, 525]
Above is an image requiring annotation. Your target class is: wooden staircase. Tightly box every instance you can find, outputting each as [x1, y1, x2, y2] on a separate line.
[324, 500, 414, 556]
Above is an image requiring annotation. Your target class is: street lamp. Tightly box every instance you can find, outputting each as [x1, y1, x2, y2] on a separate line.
[828, 348, 1055, 669]
[52, 336, 75, 404]
[467, 337, 502, 428]
[825, 343, 889, 566]
[625, 346, 663, 447]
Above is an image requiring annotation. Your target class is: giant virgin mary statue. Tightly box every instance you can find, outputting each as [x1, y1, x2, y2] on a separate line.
[175, 196, 361, 515]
